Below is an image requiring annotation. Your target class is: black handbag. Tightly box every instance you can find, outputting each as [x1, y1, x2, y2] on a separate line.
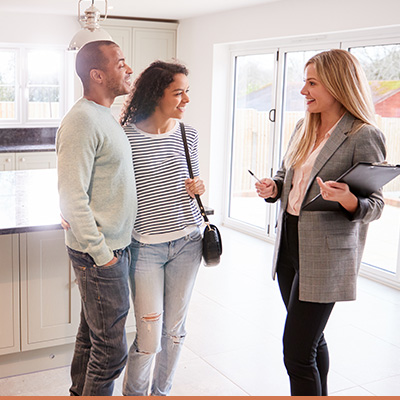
[180, 122, 222, 266]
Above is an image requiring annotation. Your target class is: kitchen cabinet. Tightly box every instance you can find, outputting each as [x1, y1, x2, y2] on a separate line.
[0, 230, 79, 355]
[0, 230, 135, 354]
[19, 230, 136, 350]
[0, 229, 136, 373]
[0, 234, 19, 356]
[102, 18, 178, 108]
[0, 151, 56, 171]
[0, 228, 136, 375]
[16, 151, 56, 170]
[133, 29, 176, 75]
[0, 153, 15, 171]
[19, 230, 80, 351]
[0, 169, 136, 377]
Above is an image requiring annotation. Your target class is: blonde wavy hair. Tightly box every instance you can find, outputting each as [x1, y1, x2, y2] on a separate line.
[285, 49, 376, 169]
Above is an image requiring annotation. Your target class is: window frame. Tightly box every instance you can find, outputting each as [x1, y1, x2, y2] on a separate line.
[223, 46, 279, 241]
[342, 36, 400, 288]
[0, 47, 20, 123]
[223, 41, 341, 241]
[222, 26, 400, 289]
[0, 43, 67, 128]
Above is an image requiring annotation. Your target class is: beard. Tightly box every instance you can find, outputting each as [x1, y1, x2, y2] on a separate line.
[106, 75, 130, 98]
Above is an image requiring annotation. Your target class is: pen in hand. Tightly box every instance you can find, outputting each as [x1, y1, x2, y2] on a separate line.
[248, 169, 262, 183]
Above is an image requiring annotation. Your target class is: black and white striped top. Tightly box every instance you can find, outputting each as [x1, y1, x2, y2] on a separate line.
[124, 120, 203, 244]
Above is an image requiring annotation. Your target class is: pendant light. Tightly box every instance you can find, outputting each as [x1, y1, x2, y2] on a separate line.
[68, 0, 112, 51]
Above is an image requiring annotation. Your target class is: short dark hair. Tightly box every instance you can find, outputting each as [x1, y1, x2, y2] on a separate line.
[75, 40, 119, 90]
[120, 60, 188, 126]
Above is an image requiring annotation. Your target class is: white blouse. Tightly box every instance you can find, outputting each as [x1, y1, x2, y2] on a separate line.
[287, 116, 343, 216]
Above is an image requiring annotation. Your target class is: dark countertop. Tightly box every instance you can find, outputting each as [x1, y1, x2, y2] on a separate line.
[0, 169, 62, 235]
[0, 127, 56, 153]
[0, 144, 55, 153]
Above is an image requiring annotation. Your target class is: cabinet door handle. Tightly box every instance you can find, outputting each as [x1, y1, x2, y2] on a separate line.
[6, 158, 11, 162]
[20, 158, 26, 162]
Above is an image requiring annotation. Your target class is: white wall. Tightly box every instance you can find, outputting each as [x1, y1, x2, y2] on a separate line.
[0, 12, 78, 45]
[177, 0, 400, 219]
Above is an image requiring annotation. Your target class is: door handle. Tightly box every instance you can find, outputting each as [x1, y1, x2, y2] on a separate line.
[269, 109, 276, 122]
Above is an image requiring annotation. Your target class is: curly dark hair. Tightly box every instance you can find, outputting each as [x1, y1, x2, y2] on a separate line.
[120, 60, 189, 126]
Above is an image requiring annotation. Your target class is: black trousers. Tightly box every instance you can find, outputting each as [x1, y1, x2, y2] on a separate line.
[276, 212, 335, 396]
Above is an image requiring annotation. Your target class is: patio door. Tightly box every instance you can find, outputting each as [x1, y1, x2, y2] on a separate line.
[226, 51, 277, 236]
[347, 42, 400, 286]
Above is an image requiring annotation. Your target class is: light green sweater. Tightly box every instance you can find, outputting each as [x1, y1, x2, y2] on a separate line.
[56, 98, 137, 266]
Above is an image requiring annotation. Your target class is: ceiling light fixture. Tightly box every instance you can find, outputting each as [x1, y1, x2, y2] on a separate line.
[68, 0, 112, 51]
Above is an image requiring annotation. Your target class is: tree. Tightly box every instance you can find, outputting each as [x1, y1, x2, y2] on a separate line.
[352, 45, 400, 80]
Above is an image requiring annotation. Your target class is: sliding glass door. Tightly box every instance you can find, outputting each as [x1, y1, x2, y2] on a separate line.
[224, 35, 400, 286]
[227, 52, 276, 232]
[348, 43, 400, 282]
[279, 49, 322, 161]
[226, 47, 328, 237]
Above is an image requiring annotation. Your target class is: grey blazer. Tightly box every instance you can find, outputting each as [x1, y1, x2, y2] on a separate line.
[268, 112, 386, 303]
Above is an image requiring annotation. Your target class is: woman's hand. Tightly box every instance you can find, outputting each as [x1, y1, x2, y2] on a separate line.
[185, 177, 205, 198]
[316, 177, 358, 213]
[255, 178, 277, 199]
[60, 214, 71, 230]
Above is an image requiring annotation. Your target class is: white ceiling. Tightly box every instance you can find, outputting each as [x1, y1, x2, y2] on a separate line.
[0, 0, 281, 20]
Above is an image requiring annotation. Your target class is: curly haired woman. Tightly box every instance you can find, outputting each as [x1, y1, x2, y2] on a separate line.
[120, 61, 205, 396]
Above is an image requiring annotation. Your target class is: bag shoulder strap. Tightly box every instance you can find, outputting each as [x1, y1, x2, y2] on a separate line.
[179, 122, 209, 223]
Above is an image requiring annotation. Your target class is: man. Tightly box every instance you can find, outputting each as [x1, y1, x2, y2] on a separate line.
[56, 40, 137, 396]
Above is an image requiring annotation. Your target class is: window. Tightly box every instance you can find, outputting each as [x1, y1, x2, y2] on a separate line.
[27, 50, 63, 121]
[225, 46, 331, 238]
[348, 43, 400, 282]
[223, 28, 400, 287]
[0, 50, 17, 120]
[0, 45, 66, 126]
[279, 49, 323, 161]
[228, 52, 276, 232]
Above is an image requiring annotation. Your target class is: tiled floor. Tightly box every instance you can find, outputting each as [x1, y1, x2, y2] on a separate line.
[1, 226, 400, 396]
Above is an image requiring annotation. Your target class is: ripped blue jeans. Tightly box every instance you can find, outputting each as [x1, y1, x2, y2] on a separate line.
[123, 228, 202, 396]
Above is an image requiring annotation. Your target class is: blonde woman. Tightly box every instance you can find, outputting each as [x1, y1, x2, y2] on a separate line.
[256, 49, 386, 395]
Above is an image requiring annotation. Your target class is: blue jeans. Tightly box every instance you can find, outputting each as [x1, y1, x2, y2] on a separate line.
[67, 246, 131, 396]
[123, 228, 202, 396]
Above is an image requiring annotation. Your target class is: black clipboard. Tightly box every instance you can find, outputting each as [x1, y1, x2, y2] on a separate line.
[302, 162, 400, 211]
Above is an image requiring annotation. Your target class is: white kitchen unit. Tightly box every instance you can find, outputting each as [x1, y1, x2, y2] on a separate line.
[18, 229, 135, 349]
[0, 230, 75, 357]
[102, 18, 178, 108]
[19, 230, 80, 351]
[0, 151, 56, 171]
[0, 169, 135, 378]
[0, 228, 136, 377]
[132, 28, 177, 78]
[0, 234, 20, 356]
[16, 151, 56, 170]
[0, 153, 16, 171]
